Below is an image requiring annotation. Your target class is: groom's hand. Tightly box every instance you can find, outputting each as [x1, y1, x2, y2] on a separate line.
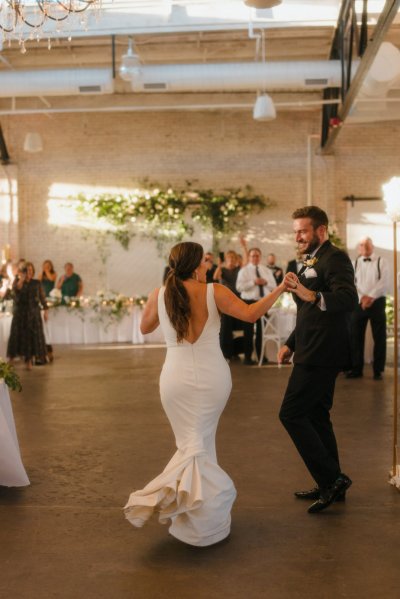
[283, 272, 298, 291]
[291, 280, 317, 303]
[278, 345, 293, 364]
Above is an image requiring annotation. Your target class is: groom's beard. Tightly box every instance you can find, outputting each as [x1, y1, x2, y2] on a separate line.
[298, 232, 320, 255]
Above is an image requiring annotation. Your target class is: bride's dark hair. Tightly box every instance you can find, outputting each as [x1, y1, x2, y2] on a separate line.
[164, 241, 204, 342]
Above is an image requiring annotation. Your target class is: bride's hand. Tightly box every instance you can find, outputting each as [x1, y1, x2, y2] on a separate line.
[277, 280, 287, 294]
[283, 272, 298, 291]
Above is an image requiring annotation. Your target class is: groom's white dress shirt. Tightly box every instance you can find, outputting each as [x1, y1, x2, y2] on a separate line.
[236, 263, 276, 300]
[302, 244, 327, 311]
[353, 253, 388, 301]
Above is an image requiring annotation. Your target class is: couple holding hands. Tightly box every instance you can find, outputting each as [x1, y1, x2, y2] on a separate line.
[124, 205, 358, 547]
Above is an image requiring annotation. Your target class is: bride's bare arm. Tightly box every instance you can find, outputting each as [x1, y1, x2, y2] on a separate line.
[213, 282, 285, 322]
[140, 288, 160, 334]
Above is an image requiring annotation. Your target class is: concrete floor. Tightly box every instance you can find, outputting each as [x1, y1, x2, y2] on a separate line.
[0, 345, 399, 599]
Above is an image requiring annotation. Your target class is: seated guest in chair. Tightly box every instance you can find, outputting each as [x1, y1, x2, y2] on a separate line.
[236, 247, 276, 365]
[39, 260, 57, 298]
[39, 260, 57, 363]
[57, 263, 83, 302]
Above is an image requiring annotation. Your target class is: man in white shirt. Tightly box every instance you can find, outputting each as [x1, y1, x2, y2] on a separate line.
[236, 247, 276, 365]
[346, 237, 389, 380]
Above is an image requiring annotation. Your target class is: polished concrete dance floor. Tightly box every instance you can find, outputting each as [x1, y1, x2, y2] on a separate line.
[0, 346, 399, 599]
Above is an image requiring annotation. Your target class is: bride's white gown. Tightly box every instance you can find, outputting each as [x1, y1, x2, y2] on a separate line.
[0, 381, 30, 487]
[124, 283, 236, 546]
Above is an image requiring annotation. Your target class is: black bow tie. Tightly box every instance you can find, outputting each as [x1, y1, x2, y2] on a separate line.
[363, 258, 372, 262]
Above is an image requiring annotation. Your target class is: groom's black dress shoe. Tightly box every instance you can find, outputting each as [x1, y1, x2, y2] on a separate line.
[294, 487, 346, 502]
[307, 474, 352, 514]
[345, 371, 363, 379]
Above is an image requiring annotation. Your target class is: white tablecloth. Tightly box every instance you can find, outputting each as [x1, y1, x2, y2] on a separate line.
[0, 314, 12, 359]
[44, 306, 165, 345]
[0, 307, 164, 351]
[269, 307, 297, 341]
[0, 381, 30, 487]
[0, 306, 296, 354]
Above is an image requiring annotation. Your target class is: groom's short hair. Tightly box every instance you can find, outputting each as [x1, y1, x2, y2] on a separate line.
[292, 206, 329, 229]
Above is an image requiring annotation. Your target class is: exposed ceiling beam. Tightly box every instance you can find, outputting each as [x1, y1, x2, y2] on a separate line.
[320, 0, 400, 154]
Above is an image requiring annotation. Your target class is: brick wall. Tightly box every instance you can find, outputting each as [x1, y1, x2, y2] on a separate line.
[1, 110, 399, 295]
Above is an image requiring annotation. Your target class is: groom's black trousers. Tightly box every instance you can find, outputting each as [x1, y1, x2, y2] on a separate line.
[279, 364, 341, 489]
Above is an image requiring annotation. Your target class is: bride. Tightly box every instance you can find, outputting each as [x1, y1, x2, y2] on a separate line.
[124, 241, 286, 546]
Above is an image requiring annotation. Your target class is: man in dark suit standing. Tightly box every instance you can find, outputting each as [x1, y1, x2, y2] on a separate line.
[279, 206, 358, 513]
[286, 249, 304, 275]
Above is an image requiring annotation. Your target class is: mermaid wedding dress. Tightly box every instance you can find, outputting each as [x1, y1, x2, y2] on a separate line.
[124, 283, 236, 546]
[0, 381, 30, 487]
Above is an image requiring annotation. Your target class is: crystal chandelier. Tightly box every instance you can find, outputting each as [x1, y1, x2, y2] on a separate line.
[0, 1, 103, 52]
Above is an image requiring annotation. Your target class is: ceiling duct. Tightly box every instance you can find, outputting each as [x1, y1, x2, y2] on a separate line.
[128, 61, 344, 93]
[0, 68, 113, 98]
[349, 42, 400, 122]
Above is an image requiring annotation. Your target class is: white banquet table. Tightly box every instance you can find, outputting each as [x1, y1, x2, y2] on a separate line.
[0, 313, 12, 358]
[42, 306, 165, 345]
[0, 306, 297, 355]
[0, 381, 30, 487]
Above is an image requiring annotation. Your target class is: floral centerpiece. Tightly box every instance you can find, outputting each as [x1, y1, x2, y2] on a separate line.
[88, 291, 132, 328]
[0, 359, 22, 392]
[133, 295, 147, 309]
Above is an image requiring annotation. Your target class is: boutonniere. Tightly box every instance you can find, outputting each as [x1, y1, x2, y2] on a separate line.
[303, 257, 318, 268]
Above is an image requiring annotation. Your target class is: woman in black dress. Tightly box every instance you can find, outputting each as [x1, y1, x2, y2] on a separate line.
[7, 262, 49, 370]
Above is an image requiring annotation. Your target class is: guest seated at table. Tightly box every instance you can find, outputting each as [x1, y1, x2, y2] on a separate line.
[236, 247, 276, 365]
[7, 262, 49, 370]
[266, 253, 284, 285]
[57, 262, 83, 301]
[39, 260, 57, 298]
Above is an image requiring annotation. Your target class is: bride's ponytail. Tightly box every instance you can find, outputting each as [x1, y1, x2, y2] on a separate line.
[164, 242, 204, 342]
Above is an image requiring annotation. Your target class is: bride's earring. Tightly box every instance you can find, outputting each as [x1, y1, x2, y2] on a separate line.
[193, 271, 199, 281]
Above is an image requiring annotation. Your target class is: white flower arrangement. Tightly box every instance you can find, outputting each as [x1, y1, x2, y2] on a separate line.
[49, 288, 62, 300]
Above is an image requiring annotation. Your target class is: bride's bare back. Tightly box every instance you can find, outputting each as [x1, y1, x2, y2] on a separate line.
[181, 280, 209, 344]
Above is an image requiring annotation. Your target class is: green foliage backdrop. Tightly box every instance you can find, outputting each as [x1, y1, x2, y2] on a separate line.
[74, 182, 270, 254]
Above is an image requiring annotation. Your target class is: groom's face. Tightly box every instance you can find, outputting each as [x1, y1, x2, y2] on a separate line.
[293, 218, 321, 255]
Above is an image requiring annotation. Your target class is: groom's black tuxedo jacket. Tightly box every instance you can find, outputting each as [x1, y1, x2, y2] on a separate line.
[286, 240, 358, 369]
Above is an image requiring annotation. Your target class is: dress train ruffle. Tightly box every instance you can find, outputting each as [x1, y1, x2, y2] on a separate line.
[124, 445, 236, 547]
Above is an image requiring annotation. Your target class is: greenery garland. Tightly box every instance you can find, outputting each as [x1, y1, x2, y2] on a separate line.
[74, 183, 269, 253]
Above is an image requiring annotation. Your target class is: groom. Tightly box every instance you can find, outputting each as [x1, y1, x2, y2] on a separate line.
[278, 206, 358, 513]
